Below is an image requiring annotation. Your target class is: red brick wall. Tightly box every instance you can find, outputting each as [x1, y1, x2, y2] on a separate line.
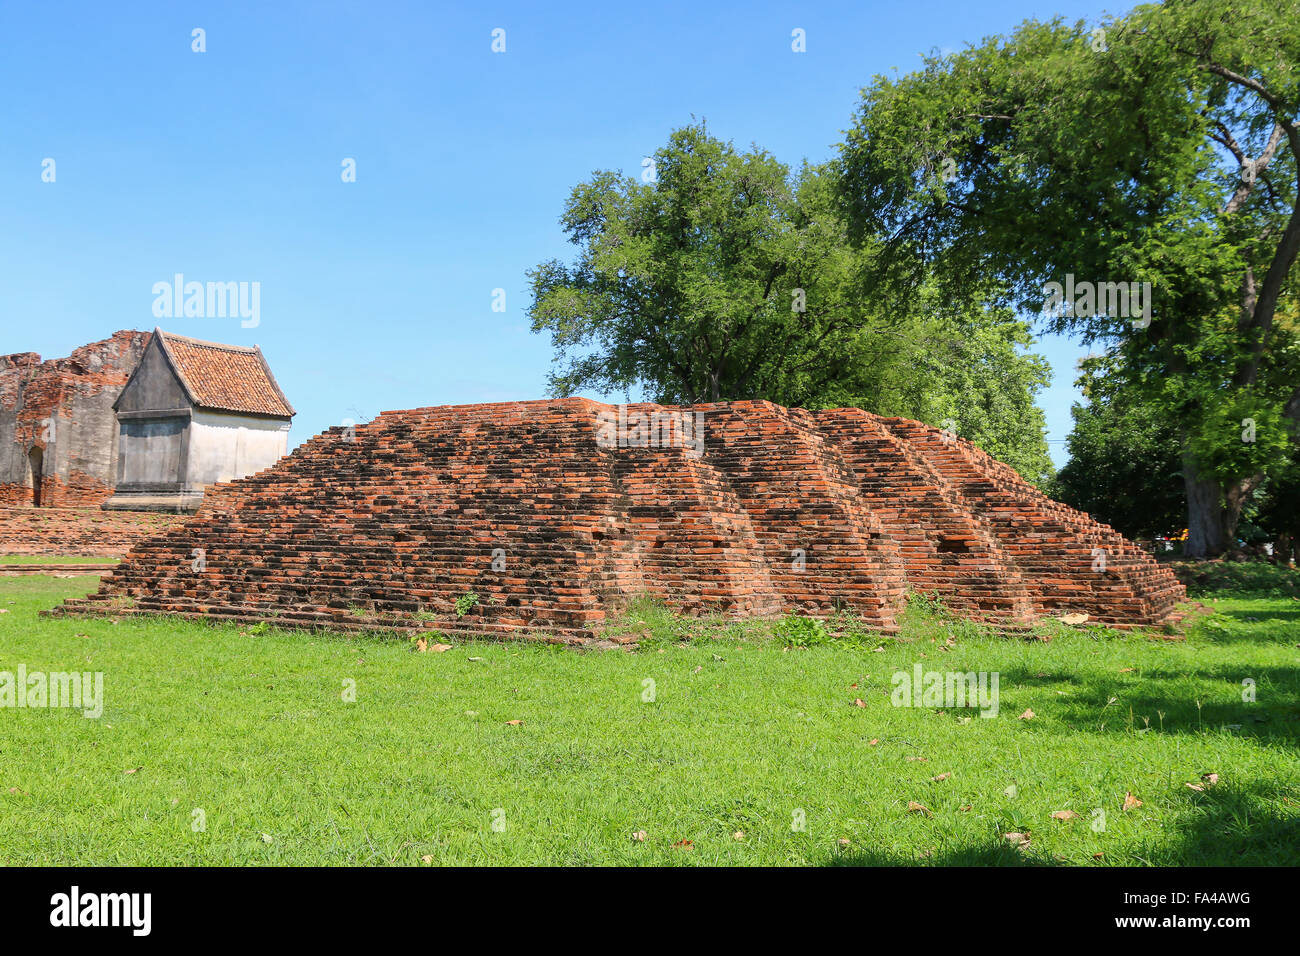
[0, 506, 186, 557]
[56, 398, 1186, 640]
[1, 330, 151, 509]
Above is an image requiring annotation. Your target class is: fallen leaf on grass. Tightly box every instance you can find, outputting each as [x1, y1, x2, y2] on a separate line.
[672, 839, 694, 850]
[1051, 810, 1078, 821]
[1056, 613, 1089, 625]
[1003, 831, 1031, 848]
[907, 801, 931, 816]
[867, 738, 879, 746]
[505, 719, 524, 726]
[930, 772, 951, 782]
[959, 804, 973, 812]
[906, 756, 929, 762]
[631, 830, 647, 842]
[1201, 772, 1220, 786]
[853, 698, 866, 708]
[421, 855, 434, 864]
[8, 787, 26, 795]
[732, 831, 745, 841]
[1018, 709, 1035, 720]
[1093, 852, 1105, 860]
[1119, 667, 1134, 673]
[838, 838, 851, 846]
[261, 833, 273, 844]
[1122, 792, 1142, 812]
[123, 767, 142, 775]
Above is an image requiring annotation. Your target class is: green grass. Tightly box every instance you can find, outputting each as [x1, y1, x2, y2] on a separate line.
[0, 555, 118, 565]
[1, 577, 1296, 866]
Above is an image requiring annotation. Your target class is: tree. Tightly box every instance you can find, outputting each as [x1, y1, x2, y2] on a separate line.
[529, 122, 1054, 482]
[838, 0, 1300, 556]
[1048, 354, 1186, 538]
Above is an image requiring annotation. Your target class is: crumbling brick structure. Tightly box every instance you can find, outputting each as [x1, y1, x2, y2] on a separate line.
[0, 331, 151, 508]
[55, 398, 1186, 640]
[0, 506, 185, 557]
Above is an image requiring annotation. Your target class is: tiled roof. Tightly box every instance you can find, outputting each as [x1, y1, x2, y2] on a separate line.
[155, 330, 294, 418]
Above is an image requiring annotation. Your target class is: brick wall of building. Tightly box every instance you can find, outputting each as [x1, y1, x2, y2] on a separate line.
[0, 331, 152, 509]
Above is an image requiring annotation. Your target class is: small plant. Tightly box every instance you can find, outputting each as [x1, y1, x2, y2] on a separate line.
[455, 592, 480, 618]
[249, 621, 271, 636]
[773, 613, 831, 648]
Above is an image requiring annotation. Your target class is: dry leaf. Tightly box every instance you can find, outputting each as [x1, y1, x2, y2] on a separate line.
[959, 804, 973, 812]
[1056, 613, 1089, 625]
[1119, 667, 1134, 673]
[732, 831, 745, 841]
[631, 830, 647, 842]
[853, 698, 866, 708]
[1051, 810, 1078, 821]
[1018, 709, 1035, 720]
[505, 719, 524, 726]
[8, 786, 26, 794]
[421, 855, 434, 863]
[1201, 772, 1220, 786]
[415, 638, 428, 652]
[1003, 831, 1031, 848]
[672, 839, 694, 849]
[838, 837, 851, 846]
[906, 756, 929, 762]
[931, 772, 951, 782]
[867, 738, 879, 746]
[1092, 852, 1105, 860]
[261, 833, 273, 844]
[1185, 782, 1205, 792]
[1122, 792, 1142, 812]
[907, 801, 931, 816]
[123, 767, 142, 775]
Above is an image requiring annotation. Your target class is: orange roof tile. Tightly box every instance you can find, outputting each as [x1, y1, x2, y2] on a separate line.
[155, 330, 294, 418]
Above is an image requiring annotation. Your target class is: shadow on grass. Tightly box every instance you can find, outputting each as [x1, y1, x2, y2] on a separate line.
[822, 784, 1300, 866]
[825, 842, 1060, 866]
[997, 664, 1300, 743]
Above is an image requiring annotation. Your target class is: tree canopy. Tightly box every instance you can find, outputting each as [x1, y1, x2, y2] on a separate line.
[529, 122, 1055, 482]
[838, 0, 1300, 556]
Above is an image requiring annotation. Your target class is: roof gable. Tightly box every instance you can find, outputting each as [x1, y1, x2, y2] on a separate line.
[154, 329, 294, 418]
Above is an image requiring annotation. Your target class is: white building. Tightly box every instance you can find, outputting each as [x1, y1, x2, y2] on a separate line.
[105, 329, 294, 512]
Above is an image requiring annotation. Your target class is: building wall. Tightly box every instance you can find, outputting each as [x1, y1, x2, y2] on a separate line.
[185, 410, 290, 488]
[0, 332, 151, 508]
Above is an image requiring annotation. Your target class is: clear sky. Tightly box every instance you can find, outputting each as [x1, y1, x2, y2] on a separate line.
[1, 0, 1122, 465]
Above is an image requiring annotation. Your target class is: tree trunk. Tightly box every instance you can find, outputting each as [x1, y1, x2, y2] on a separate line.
[1183, 452, 1229, 558]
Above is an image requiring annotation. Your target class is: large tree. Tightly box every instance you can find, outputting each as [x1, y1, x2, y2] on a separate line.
[839, 0, 1300, 556]
[529, 122, 1054, 482]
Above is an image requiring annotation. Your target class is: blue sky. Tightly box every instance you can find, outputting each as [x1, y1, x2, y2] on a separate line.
[1, 0, 1120, 464]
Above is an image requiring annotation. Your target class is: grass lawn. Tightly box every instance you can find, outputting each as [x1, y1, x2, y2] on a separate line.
[1, 574, 1296, 866]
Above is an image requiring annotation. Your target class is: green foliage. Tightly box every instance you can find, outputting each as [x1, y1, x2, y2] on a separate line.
[1048, 355, 1186, 537]
[529, 121, 1055, 482]
[839, 0, 1300, 547]
[1173, 559, 1300, 598]
[772, 613, 831, 647]
[455, 592, 480, 618]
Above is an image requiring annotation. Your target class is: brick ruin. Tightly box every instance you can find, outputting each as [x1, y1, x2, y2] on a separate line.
[54, 398, 1186, 641]
[0, 331, 151, 509]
